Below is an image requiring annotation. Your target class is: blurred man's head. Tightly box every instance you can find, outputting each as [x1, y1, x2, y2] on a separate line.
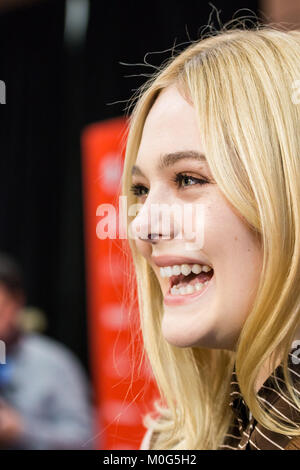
[0, 254, 25, 342]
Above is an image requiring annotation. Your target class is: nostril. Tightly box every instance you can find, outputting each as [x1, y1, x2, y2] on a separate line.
[148, 233, 160, 240]
[138, 233, 160, 243]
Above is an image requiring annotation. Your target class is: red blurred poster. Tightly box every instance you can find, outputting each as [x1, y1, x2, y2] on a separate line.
[81, 117, 159, 450]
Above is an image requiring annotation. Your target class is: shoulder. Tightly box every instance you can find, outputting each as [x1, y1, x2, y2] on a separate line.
[18, 332, 84, 372]
[250, 345, 300, 450]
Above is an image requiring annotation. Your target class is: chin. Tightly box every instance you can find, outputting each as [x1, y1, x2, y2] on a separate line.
[161, 317, 218, 349]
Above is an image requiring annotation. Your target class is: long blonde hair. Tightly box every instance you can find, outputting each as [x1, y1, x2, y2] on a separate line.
[121, 20, 300, 449]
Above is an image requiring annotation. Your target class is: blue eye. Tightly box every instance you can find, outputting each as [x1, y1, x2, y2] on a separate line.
[130, 173, 208, 198]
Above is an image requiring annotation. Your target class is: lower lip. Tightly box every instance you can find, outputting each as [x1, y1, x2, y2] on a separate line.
[163, 275, 214, 306]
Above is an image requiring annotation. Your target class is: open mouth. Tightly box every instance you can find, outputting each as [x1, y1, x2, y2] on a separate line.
[171, 269, 213, 287]
[168, 269, 214, 296]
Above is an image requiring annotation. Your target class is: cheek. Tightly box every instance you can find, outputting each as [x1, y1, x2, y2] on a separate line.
[204, 198, 262, 275]
[134, 238, 152, 258]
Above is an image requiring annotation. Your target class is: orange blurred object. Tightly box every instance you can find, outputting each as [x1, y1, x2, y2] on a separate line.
[81, 117, 159, 450]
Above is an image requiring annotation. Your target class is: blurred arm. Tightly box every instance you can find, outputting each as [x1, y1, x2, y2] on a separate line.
[12, 350, 97, 450]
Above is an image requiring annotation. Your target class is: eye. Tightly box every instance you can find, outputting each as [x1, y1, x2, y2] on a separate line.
[172, 173, 209, 188]
[129, 173, 209, 199]
[130, 184, 149, 197]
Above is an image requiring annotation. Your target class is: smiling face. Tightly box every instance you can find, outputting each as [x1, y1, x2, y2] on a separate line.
[130, 84, 263, 350]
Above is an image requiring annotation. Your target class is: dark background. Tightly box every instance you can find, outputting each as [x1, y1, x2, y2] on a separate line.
[0, 0, 260, 376]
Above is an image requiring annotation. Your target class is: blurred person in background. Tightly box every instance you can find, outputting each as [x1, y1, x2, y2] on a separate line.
[0, 252, 96, 449]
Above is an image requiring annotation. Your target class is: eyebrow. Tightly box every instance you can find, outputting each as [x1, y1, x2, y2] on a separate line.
[131, 151, 207, 177]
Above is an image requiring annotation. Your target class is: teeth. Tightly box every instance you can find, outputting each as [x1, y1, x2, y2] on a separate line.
[165, 266, 173, 277]
[170, 281, 209, 296]
[172, 265, 181, 275]
[202, 265, 212, 273]
[191, 264, 202, 274]
[159, 263, 212, 278]
[181, 264, 192, 276]
[186, 284, 194, 294]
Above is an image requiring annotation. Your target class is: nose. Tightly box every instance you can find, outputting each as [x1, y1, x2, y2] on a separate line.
[139, 232, 162, 244]
[129, 191, 178, 244]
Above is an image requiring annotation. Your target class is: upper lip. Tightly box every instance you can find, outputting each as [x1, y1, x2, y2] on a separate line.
[152, 255, 212, 268]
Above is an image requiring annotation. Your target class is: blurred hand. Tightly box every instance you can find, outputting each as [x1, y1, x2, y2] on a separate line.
[0, 398, 24, 445]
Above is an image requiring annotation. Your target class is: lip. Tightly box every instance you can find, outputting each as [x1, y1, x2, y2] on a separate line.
[163, 274, 214, 306]
[152, 255, 212, 268]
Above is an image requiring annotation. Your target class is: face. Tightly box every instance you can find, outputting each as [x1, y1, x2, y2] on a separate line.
[130, 84, 263, 350]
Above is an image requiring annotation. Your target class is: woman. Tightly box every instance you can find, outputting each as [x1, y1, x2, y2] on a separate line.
[121, 22, 300, 449]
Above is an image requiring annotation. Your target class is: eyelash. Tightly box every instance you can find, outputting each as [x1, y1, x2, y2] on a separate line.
[130, 173, 208, 197]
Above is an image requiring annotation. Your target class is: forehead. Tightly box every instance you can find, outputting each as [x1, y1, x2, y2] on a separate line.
[145, 85, 189, 121]
[131, 151, 207, 178]
[136, 85, 205, 165]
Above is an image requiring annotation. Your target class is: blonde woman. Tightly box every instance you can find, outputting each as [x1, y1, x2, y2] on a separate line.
[121, 21, 300, 450]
